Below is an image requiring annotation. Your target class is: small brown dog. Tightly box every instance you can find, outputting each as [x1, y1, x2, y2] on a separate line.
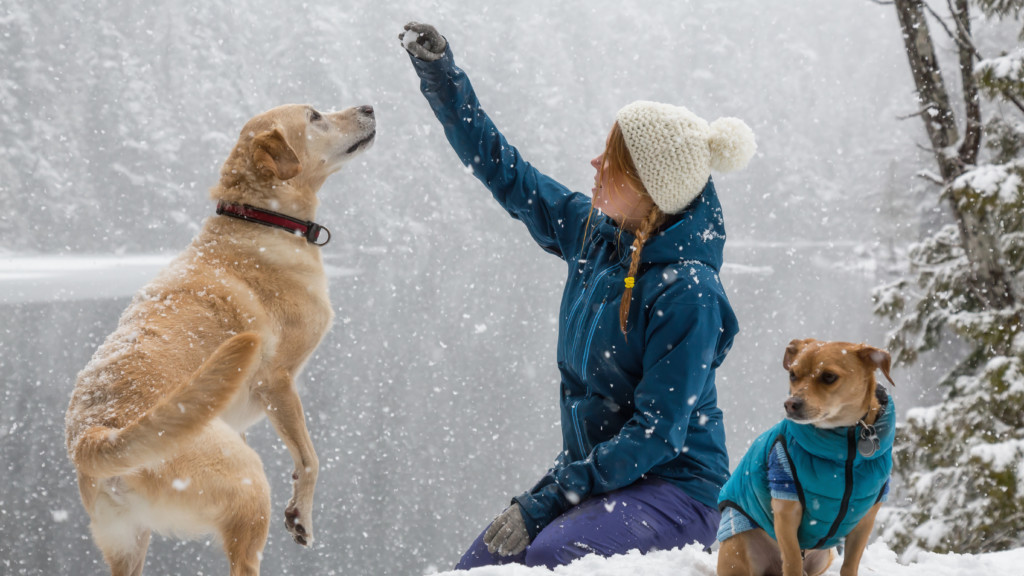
[716, 339, 895, 576]
[65, 103, 375, 576]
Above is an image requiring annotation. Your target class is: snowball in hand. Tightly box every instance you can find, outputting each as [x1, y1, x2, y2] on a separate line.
[402, 30, 420, 50]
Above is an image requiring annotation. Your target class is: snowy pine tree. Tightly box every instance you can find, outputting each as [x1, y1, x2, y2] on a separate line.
[874, 0, 1024, 555]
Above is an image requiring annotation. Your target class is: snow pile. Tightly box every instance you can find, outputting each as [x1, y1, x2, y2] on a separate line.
[428, 543, 1024, 576]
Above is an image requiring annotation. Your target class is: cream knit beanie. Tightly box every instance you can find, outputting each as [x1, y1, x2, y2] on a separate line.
[616, 101, 756, 214]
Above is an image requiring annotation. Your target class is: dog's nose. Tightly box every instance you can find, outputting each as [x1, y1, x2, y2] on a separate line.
[784, 397, 804, 415]
[358, 105, 374, 117]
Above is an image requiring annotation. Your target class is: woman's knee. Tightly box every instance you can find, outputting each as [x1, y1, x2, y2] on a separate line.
[454, 527, 526, 570]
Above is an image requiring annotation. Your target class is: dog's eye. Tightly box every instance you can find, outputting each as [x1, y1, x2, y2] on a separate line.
[789, 370, 797, 382]
[309, 109, 322, 122]
[820, 371, 838, 384]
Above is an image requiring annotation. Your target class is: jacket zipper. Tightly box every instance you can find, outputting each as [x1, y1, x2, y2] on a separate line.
[567, 264, 617, 369]
[565, 290, 586, 345]
[570, 399, 587, 456]
[565, 237, 628, 459]
[811, 428, 857, 549]
[567, 278, 612, 459]
[571, 299, 609, 457]
[563, 251, 593, 339]
[580, 300, 607, 377]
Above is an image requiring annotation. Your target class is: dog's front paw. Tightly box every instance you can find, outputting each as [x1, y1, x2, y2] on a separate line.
[284, 499, 313, 547]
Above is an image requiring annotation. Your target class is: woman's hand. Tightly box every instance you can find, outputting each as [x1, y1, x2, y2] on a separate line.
[399, 22, 447, 61]
[484, 503, 531, 556]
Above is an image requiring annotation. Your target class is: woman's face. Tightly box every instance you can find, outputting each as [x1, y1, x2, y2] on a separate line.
[590, 134, 653, 231]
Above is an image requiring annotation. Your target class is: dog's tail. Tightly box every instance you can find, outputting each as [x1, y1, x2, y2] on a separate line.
[71, 332, 261, 478]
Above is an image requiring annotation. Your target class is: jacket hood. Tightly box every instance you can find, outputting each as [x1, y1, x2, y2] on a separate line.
[595, 178, 725, 271]
[786, 388, 896, 463]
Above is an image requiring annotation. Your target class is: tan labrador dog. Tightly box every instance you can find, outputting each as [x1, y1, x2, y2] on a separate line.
[717, 339, 895, 576]
[65, 103, 375, 576]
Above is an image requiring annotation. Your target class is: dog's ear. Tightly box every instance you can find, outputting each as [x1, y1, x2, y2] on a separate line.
[783, 339, 813, 370]
[857, 345, 895, 386]
[252, 128, 302, 181]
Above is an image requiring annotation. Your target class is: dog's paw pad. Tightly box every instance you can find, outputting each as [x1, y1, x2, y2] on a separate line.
[284, 506, 312, 546]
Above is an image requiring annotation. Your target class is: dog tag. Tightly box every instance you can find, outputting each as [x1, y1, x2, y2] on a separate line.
[858, 424, 880, 458]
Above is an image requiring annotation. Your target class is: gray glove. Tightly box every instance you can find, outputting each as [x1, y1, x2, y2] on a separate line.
[399, 21, 447, 61]
[483, 503, 531, 557]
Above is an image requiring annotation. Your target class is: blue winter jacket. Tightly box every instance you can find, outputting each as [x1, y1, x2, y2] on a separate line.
[411, 46, 738, 538]
[718, 389, 895, 550]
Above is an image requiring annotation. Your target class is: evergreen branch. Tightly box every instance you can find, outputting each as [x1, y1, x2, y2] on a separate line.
[915, 170, 946, 185]
[997, 85, 1024, 116]
[937, 346, 989, 388]
[896, 107, 931, 121]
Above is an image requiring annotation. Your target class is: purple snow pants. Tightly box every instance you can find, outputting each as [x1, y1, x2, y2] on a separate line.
[454, 477, 720, 570]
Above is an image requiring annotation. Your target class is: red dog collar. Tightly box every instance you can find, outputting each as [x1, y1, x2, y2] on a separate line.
[216, 201, 331, 246]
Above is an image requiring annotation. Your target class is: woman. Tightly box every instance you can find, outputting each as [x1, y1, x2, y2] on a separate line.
[400, 22, 756, 569]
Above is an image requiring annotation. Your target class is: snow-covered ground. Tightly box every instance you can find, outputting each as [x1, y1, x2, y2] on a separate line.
[435, 543, 1024, 576]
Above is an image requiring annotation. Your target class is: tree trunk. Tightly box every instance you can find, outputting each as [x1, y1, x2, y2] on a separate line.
[952, 0, 982, 165]
[893, 0, 1016, 311]
[894, 0, 959, 175]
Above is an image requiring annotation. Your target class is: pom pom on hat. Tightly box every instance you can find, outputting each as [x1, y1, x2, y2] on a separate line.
[616, 101, 756, 214]
[709, 117, 757, 173]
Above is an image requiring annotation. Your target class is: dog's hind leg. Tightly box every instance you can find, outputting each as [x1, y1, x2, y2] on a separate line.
[107, 530, 150, 576]
[93, 522, 150, 576]
[199, 424, 272, 576]
[87, 479, 152, 576]
[217, 457, 271, 576]
[221, 506, 270, 576]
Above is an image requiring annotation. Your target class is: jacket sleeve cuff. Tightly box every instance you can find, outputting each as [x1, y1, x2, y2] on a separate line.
[407, 42, 455, 81]
[512, 481, 572, 540]
[512, 493, 549, 540]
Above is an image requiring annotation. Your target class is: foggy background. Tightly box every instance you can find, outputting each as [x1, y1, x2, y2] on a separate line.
[0, 0, 981, 574]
